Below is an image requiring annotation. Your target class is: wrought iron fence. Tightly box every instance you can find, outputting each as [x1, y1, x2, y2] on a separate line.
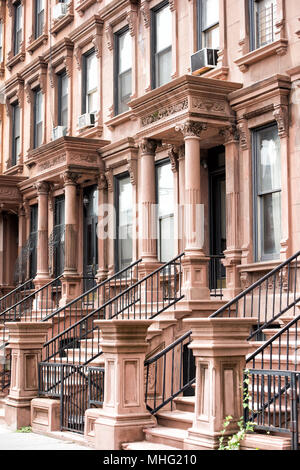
[0, 278, 34, 314]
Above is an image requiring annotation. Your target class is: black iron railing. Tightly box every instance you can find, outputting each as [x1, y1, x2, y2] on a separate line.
[145, 329, 195, 414]
[38, 362, 104, 434]
[42, 259, 141, 339]
[0, 350, 11, 392]
[42, 253, 184, 365]
[209, 254, 225, 298]
[245, 369, 299, 450]
[209, 250, 300, 340]
[0, 278, 34, 314]
[0, 275, 63, 341]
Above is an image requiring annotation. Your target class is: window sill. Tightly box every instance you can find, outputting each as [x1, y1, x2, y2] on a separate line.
[105, 110, 136, 130]
[238, 260, 281, 272]
[197, 66, 229, 81]
[6, 50, 25, 71]
[234, 38, 288, 73]
[77, 124, 103, 138]
[75, 0, 102, 16]
[51, 5, 74, 36]
[4, 163, 23, 176]
[27, 33, 48, 55]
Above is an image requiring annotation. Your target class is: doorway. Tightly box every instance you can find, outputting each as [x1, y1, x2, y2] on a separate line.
[83, 185, 98, 292]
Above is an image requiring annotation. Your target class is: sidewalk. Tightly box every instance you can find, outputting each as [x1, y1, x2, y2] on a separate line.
[0, 425, 91, 450]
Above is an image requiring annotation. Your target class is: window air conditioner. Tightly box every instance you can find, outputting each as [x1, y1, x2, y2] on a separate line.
[191, 48, 219, 75]
[78, 113, 95, 130]
[52, 3, 68, 21]
[52, 126, 67, 140]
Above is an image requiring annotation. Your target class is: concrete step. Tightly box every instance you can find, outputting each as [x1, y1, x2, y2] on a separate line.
[156, 410, 194, 430]
[144, 426, 187, 450]
[174, 396, 195, 413]
[123, 440, 180, 451]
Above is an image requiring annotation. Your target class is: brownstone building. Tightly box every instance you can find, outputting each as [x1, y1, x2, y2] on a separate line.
[0, 0, 299, 451]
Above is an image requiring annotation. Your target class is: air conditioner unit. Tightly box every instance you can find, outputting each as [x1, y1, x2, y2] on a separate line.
[78, 113, 95, 130]
[52, 126, 67, 140]
[52, 3, 68, 21]
[191, 48, 219, 75]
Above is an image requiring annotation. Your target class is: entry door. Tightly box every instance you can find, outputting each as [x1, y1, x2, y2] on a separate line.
[53, 195, 65, 277]
[115, 175, 132, 272]
[83, 186, 98, 291]
[209, 149, 226, 292]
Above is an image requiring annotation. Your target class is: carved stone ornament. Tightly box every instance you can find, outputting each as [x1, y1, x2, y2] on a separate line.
[92, 34, 102, 58]
[240, 271, 252, 290]
[141, 1, 150, 28]
[219, 125, 239, 144]
[168, 146, 179, 173]
[35, 181, 50, 195]
[64, 56, 73, 78]
[127, 158, 137, 185]
[105, 168, 113, 192]
[25, 83, 33, 104]
[140, 138, 158, 155]
[273, 105, 289, 138]
[105, 24, 114, 51]
[49, 65, 55, 88]
[74, 46, 82, 70]
[175, 120, 207, 138]
[97, 171, 107, 191]
[237, 120, 249, 150]
[63, 171, 79, 186]
[169, 0, 177, 12]
[127, 11, 137, 37]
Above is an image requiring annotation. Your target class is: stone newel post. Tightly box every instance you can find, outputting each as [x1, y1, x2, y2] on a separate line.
[183, 317, 255, 450]
[4, 322, 50, 430]
[93, 320, 156, 450]
[175, 120, 210, 300]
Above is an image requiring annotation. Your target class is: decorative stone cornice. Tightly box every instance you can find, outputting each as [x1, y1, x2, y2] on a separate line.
[141, 98, 188, 127]
[140, 138, 158, 155]
[219, 124, 239, 144]
[175, 120, 207, 138]
[273, 105, 289, 138]
[63, 171, 79, 186]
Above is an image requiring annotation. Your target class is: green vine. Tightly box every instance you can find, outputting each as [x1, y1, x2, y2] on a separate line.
[16, 426, 32, 433]
[219, 370, 255, 451]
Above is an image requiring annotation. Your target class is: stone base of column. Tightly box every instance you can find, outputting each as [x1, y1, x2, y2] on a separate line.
[94, 413, 156, 450]
[222, 250, 242, 300]
[5, 396, 34, 430]
[182, 254, 210, 301]
[184, 429, 222, 450]
[59, 274, 81, 306]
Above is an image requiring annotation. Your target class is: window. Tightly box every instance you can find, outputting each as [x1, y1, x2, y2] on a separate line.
[12, 103, 21, 166]
[197, 0, 220, 50]
[35, 0, 45, 39]
[82, 51, 98, 115]
[253, 124, 281, 261]
[58, 72, 68, 127]
[152, 1, 172, 89]
[115, 175, 132, 271]
[156, 161, 174, 262]
[0, 20, 3, 62]
[114, 28, 132, 115]
[249, 0, 277, 50]
[14, 2, 22, 55]
[34, 89, 43, 148]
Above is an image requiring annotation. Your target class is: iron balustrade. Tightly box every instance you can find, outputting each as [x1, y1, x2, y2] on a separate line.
[209, 254, 225, 298]
[0, 275, 63, 342]
[0, 278, 34, 314]
[144, 329, 195, 414]
[42, 259, 142, 339]
[38, 362, 105, 434]
[0, 350, 11, 392]
[42, 253, 184, 365]
[245, 369, 299, 450]
[209, 250, 300, 340]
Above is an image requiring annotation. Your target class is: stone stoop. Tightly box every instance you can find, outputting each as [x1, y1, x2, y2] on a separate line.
[240, 433, 292, 450]
[0, 400, 5, 425]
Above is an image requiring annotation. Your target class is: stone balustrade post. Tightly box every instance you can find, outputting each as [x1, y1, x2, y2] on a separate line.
[4, 322, 50, 430]
[93, 319, 156, 450]
[183, 317, 255, 450]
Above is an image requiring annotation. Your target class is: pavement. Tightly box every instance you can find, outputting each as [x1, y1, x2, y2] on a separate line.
[0, 424, 92, 450]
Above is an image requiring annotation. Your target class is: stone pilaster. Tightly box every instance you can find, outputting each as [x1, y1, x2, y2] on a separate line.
[35, 181, 50, 282]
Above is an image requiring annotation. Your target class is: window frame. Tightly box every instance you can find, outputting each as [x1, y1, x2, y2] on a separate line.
[252, 122, 282, 262]
[33, 88, 43, 149]
[35, 0, 45, 39]
[114, 25, 132, 116]
[196, 0, 220, 51]
[151, 0, 172, 90]
[114, 172, 133, 272]
[14, 1, 23, 56]
[58, 71, 68, 128]
[82, 49, 98, 115]
[249, 0, 277, 51]
[11, 102, 21, 167]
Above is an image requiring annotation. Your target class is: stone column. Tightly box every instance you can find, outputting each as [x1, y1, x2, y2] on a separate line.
[4, 322, 50, 430]
[220, 126, 242, 299]
[93, 319, 156, 450]
[34, 182, 50, 285]
[139, 138, 160, 277]
[183, 317, 255, 450]
[60, 171, 80, 305]
[96, 171, 108, 284]
[175, 120, 210, 300]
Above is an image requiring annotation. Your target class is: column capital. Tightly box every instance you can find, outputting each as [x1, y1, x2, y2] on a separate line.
[35, 181, 50, 195]
[175, 120, 207, 139]
[219, 124, 239, 144]
[140, 138, 159, 155]
[62, 171, 79, 186]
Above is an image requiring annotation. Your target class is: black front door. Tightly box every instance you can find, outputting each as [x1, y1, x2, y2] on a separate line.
[209, 148, 226, 293]
[83, 186, 98, 291]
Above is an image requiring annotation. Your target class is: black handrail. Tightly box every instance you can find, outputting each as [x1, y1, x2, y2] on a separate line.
[144, 328, 195, 414]
[42, 253, 184, 365]
[209, 254, 225, 299]
[0, 278, 34, 313]
[209, 250, 300, 340]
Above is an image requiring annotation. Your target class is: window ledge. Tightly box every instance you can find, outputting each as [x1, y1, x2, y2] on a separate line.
[77, 124, 103, 139]
[75, 0, 102, 16]
[51, 3, 74, 36]
[234, 39, 288, 73]
[105, 110, 136, 130]
[198, 66, 229, 81]
[27, 33, 48, 55]
[4, 163, 23, 176]
[238, 260, 281, 272]
[6, 50, 25, 71]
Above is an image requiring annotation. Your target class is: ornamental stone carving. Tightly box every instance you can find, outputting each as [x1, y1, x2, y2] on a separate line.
[141, 1, 150, 28]
[219, 125, 239, 144]
[140, 138, 158, 155]
[105, 168, 113, 192]
[175, 120, 207, 138]
[35, 181, 50, 195]
[105, 24, 114, 51]
[191, 98, 225, 113]
[63, 171, 79, 186]
[127, 158, 137, 186]
[237, 120, 249, 150]
[273, 105, 289, 138]
[168, 146, 179, 173]
[127, 11, 137, 36]
[141, 99, 188, 127]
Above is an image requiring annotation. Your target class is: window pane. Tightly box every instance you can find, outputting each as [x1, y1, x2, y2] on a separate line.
[203, 24, 220, 48]
[157, 47, 172, 87]
[88, 90, 97, 114]
[59, 74, 68, 126]
[259, 192, 281, 258]
[160, 215, 174, 262]
[35, 90, 43, 148]
[255, 0, 276, 48]
[156, 5, 172, 52]
[119, 30, 132, 73]
[118, 176, 132, 270]
[201, 0, 219, 29]
[157, 162, 174, 262]
[257, 126, 281, 193]
[119, 69, 132, 108]
[86, 53, 97, 92]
